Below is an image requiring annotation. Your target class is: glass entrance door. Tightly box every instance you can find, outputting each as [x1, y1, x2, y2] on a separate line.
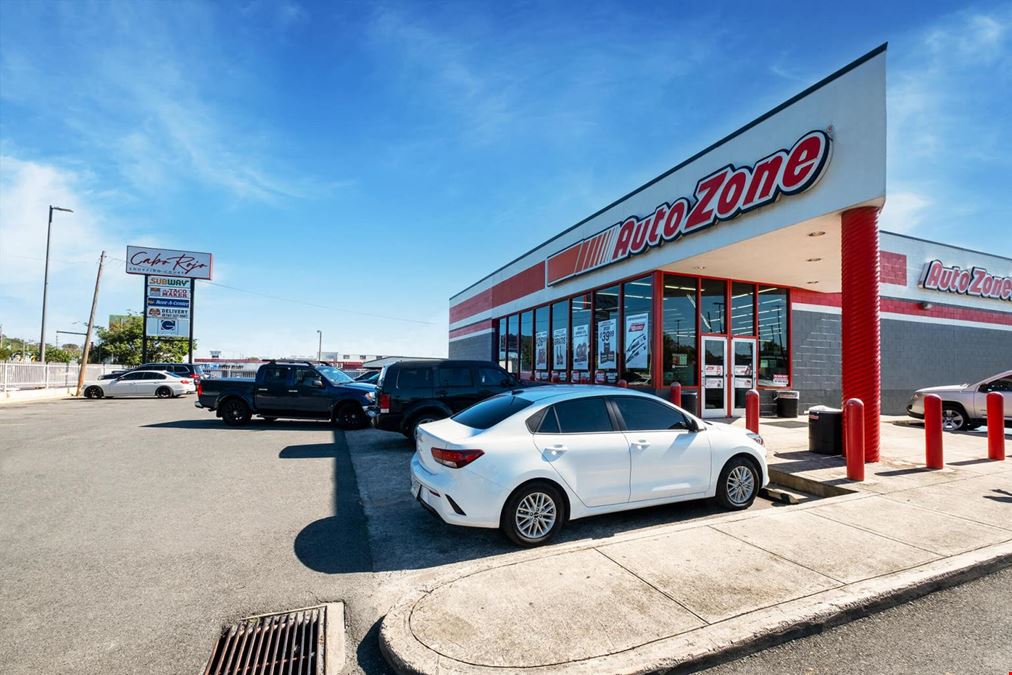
[731, 338, 757, 416]
[701, 336, 728, 418]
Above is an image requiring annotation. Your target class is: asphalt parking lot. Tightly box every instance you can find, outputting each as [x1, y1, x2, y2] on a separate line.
[0, 396, 777, 674]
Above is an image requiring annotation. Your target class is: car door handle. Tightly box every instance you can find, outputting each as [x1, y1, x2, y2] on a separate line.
[630, 440, 650, 449]
[288, 389, 298, 393]
[543, 444, 568, 456]
[257, 388, 268, 392]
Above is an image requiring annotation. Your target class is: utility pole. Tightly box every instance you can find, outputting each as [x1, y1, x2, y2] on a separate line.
[76, 251, 105, 397]
[39, 205, 74, 363]
[316, 329, 323, 362]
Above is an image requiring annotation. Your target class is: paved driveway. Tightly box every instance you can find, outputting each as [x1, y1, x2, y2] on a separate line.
[0, 396, 774, 674]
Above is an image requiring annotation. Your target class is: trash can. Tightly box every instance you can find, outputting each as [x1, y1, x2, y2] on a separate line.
[775, 390, 800, 418]
[681, 390, 699, 416]
[808, 405, 843, 455]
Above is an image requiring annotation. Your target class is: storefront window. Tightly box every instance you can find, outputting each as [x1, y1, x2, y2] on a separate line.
[506, 314, 519, 374]
[497, 318, 507, 370]
[622, 276, 653, 386]
[534, 306, 550, 378]
[519, 310, 533, 377]
[700, 278, 726, 334]
[594, 286, 620, 383]
[663, 275, 698, 386]
[731, 282, 755, 336]
[551, 299, 569, 381]
[571, 294, 592, 382]
[757, 286, 789, 386]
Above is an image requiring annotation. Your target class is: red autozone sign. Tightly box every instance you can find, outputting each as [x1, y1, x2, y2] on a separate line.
[920, 260, 1012, 302]
[547, 130, 831, 284]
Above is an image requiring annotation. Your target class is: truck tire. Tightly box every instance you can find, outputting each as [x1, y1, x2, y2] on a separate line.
[333, 402, 368, 430]
[219, 399, 252, 426]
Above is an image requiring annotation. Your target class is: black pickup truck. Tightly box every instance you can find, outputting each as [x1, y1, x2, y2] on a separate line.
[195, 361, 376, 427]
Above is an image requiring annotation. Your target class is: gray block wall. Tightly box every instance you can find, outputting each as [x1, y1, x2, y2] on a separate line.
[792, 309, 1012, 414]
[448, 332, 494, 361]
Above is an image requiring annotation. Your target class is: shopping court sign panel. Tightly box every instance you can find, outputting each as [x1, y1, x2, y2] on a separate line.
[125, 245, 213, 280]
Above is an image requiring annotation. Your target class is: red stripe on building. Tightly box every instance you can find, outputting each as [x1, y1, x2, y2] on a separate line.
[793, 288, 1011, 326]
[449, 319, 494, 339]
[881, 251, 907, 285]
[449, 262, 547, 324]
[546, 243, 582, 284]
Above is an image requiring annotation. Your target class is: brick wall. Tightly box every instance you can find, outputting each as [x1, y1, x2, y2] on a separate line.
[791, 310, 843, 411]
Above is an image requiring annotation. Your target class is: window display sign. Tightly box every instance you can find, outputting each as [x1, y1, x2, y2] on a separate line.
[597, 318, 617, 370]
[773, 374, 790, 386]
[552, 327, 568, 370]
[672, 353, 688, 367]
[705, 377, 724, 389]
[573, 325, 590, 370]
[733, 377, 752, 389]
[624, 313, 649, 369]
[704, 364, 723, 376]
[535, 331, 549, 370]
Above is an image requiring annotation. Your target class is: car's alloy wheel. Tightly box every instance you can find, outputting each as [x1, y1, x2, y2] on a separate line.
[156, 387, 172, 399]
[84, 386, 103, 399]
[515, 492, 557, 540]
[717, 457, 758, 510]
[502, 482, 565, 547]
[220, 400, 251, 426]
[942, 406, 967, 432]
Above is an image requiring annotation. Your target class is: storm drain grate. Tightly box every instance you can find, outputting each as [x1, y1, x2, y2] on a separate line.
[203, 605, 327, 675]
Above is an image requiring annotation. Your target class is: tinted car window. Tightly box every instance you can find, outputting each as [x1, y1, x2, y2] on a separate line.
[438, 366, 473, 388]
[143, 372, 166, 380]
[531, 407, 561, 434]
[478, 367, 509, 387]
[452, 394, 534, 430]
[986, 377, 1012, 392]
[294, 368, 322, 386]
[397, 367, 433, 389]
[553, 398, 614, 433]
[614, 397, 690, 431]
[120, 372, 145, 381]
[262, 366, 291, 384]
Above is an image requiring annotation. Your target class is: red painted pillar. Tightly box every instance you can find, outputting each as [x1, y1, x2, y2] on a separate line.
[617, 379, 628, 388]
[844, 398, 865, 481]
[987, 392, 1005, 461]
[745, 389, 760, 434]
[841, 206, 881, 462]
[925, 394, 944, 469]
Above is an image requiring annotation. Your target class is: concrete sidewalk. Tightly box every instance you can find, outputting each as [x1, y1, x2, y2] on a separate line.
[380, 422, 1012, 674]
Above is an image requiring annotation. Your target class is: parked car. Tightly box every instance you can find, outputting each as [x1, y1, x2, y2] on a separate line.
[124, 362, 206, 381]
[194, 360, 376, 427]
[83, 371, 196, 399]
[99, 370, 126, 380]
[355, 370, 380, 384]
[906, 369, 1012, 431]
[411, 386, 768, 547]
[372, 359, 519, 438]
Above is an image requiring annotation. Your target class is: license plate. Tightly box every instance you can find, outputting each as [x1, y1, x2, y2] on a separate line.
[411, 477, 421, 499]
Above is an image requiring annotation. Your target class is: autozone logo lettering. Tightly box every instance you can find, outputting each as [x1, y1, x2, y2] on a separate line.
[547, 130, 831, 284]
[920, 260, 1012, 302]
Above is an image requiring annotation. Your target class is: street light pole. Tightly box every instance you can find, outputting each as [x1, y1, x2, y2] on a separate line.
[39, 205, 74, 363]
[316, 330, 322, 362]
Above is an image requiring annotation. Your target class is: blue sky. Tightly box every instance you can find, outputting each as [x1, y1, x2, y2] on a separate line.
[1, 0, 1010, 359]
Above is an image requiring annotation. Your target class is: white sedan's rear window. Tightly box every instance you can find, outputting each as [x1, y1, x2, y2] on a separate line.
[452, 394, 533, 430]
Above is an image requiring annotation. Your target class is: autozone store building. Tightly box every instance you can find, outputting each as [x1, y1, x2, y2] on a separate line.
[447, 45, 1012, 458]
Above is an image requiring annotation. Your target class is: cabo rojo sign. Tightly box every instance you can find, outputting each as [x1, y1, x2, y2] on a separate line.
[547, 130, 832, 284]
[125, 245, 213, 280]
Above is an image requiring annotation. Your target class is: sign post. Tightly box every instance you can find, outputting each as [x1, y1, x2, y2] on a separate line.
[126, 246, 213, 365]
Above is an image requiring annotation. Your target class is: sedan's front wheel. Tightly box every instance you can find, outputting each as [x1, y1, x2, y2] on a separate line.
[716, 457, 759, 510]
[501, 482, 565, 547]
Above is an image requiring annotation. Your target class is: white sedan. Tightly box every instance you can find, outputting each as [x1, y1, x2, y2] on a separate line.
[83, 370, 196, 399]
[411, 385, 768, 547]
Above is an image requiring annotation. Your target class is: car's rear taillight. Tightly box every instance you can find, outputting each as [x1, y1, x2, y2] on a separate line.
[196, 381, 203, 396]
[180, 379, 191, 384]
[431, 448, 484, 469]
[379, 393, 390, 414]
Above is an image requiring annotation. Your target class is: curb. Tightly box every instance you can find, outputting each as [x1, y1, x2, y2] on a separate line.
[379, 540, 1012, 674]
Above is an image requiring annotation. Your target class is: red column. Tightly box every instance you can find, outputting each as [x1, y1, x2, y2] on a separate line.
[844, 398, 865, 481]
[925, 393, 944, 468]
[745, 389, 760, 434]
[841, 207, 881, 462]
[987, 392, 1005, 461]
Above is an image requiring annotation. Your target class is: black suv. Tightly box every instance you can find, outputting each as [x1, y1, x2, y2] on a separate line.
[373, 360, 518, 437]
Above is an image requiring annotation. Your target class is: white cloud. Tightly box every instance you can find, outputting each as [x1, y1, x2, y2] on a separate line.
[879, 190, 932, 234]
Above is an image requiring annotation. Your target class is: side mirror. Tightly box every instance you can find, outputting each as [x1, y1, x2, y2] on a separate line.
[312, 379, 325, 388]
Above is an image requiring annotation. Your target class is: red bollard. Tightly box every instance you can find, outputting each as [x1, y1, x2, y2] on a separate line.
[987, 392, 1006, 461]
[844, 398, 865, 481]
[670, 382, 682, 407]
[745, 389, 760, 434]
[924, 393, 944, 469]
[617, 379, 628, 388]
